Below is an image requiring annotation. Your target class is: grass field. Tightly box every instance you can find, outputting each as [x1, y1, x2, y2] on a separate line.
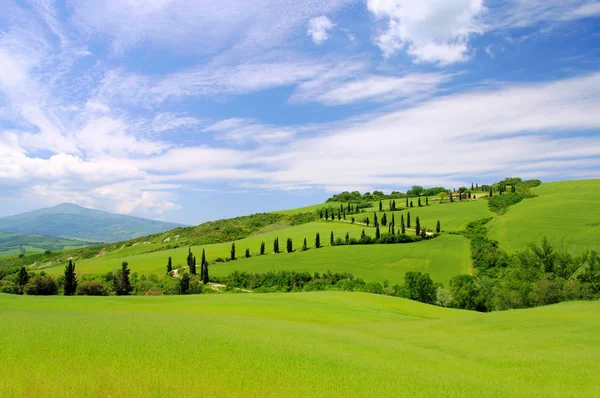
[40, 220, 470, 284]
[352, 198, 494, 232]
[0, 232, 95, 258]
[1, 292, 598, 397]
[488, 180, 600, 253]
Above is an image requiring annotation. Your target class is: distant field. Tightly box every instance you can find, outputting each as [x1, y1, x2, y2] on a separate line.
[0, 232, 94, 259]
[1, 293, 598, 397]
[353, 199, 494, 231]
[42, 223, 468, 284]
[488, 180, 600, 253]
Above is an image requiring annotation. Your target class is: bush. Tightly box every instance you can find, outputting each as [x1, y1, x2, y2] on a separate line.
[0, 280, 16, 294]
[144, 287, 164, 296]
[77, 280, 109, 296]
[363, 281, 384, 294]
[24, 275, 58, 295]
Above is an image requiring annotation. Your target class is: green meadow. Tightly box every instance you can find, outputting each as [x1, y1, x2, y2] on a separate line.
[488, 179, 600, 253]
[1, 292, 598, 397]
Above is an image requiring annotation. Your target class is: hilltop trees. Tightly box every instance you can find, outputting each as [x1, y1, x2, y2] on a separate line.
[230, 242, 236, 261]
[115, 262, 132, 296]
[166, 257, 172, 275]
[415, 217, 421, 236]
[315, 233, 321, 248]
[187, 248, 196, 275]
[63, 259, 77, 296]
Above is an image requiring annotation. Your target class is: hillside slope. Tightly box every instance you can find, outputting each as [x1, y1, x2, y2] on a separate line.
[488, 179, 600, 253]
[0, 203, 184, 243]
[1, 292, 598, 397]
[0, 232, 99, 258]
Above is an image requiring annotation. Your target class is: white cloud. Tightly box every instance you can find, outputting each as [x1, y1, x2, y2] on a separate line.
[488, 0, 600, 28]
[152, 113, 202, 133]
[307, 16, 335, 44]
[291, 72, 451, 105]
[204, 118, 296, 144]
[367, 0, 485, 64]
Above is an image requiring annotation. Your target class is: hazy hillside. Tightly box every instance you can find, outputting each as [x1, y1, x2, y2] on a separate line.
[0, 204, 184, 243]
[0, 232, 99, 258]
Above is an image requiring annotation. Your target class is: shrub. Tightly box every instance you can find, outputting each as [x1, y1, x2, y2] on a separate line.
[0, 280, 16, 294]
[144, 287, 164, 296]
[77, 280, 109, 296]
[24, 275, 58, 295]
[363, 281, 384, 294]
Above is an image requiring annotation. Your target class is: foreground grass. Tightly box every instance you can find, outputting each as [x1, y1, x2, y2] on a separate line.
[1, 293, 598, 397]
[488, 179, 600, 253]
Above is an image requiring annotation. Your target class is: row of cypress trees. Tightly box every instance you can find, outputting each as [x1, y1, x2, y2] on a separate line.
[167, 248, 209, 284]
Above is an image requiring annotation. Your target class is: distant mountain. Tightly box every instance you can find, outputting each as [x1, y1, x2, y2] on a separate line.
[0, 203, 185, 243]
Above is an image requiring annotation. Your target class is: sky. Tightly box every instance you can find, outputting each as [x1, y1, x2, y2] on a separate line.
[0, 0, 599, 225]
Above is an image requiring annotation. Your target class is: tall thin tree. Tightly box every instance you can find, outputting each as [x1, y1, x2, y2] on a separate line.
[63, 259, 77, 296]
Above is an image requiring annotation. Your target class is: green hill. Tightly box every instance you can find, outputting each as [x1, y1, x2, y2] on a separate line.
[1, 292, 598, 397]
[488, 179, 600, 253]
[0, 232, 99, 258]
[0, 203, 184, 243]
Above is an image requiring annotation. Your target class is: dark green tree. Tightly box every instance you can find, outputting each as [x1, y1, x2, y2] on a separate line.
[426, 197, 429, 206]
[337, 211, 341, 221]
[330, 231, 334, 246]
[245, 248, 251, 258]
[287, 238, 293, 253]
[436, 220, 441, 233]
[410, 200, 413, 208]
[115, 262, 131, 296]
[325, 208, 329, 219]
[404, 272, 436, 304]
[230, 242, 236, 260]
[315, 233, 321, 248]
[489, 189, 493, 198]
[319, 210, 323, 219]
[415, 216, 421, 236]
[381, 213, 387, 226]
[511, 185, 516, 193]
[273, 237, 280, 253]
[179, 273, 190, 295]
[421, 227, 427, 239]
[260, 241, 265, 255]
[374, 212, 378, 227]
[17, 266, 29, 293]
[406, 198, 409, 207]
[361, 228, 366, 238]
[407, 212, 411, 228]
[471, 183, 474, 190]
[379, 200, 383, 211]
[376, 225, 381, 240]
[418, 197, 421, 207]
[187, 248, 196, 274]
[63, 259, 77, 296]
[166, 256, 173, 275]
[345, 232, 350, 245]
[366, 217, 370, 227]
[401, 214, 405, 234]
[302, 238, 308, 251]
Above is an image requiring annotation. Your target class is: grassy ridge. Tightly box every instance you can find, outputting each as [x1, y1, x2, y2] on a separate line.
[1, 292, 598, 397]
[488, 180, 600, 253]
[0, 232, 97, 258]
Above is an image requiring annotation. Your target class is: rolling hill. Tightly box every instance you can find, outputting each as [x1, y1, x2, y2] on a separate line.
[1, 292, 598, 397]
[0, 232, 99, 258]
[0, 203, 184, 243]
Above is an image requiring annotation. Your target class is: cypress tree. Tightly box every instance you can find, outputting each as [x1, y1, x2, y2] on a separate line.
[202, 261, 209, 284]
[63, 259, 77, 296]
[179, 273, 190, 295]
[426, 197, 429, 206]
[337, 211, 341, 221]
[511, 185, 516, 193]
[260, 241, 265, 255]
[231, 242, 236, 260]
[471, 183, 474, 190]
[245, 248, 250, 258]
[406, 198, 409, 207]
[361, 229, 366, 238]
[274, 237, 279, 253]
[379, 200, 383, 212]
[351, 217, 355, 224]
[201, 249, 206, 274]
[401, 214, 405, 234]
[187, 248, 195, 274]
[436, 220, 441, 233]
[287, 238, 293, 253]
[389, 200, 392, 211]
[115, 262, 131, 296]
[315, 233, 321, 249]
[415, 216, 421, 236]
[418, 197, 421, 207]
[347, 202, 351, 213]
[330, 231, 334, 246]
[459, 192, 462, 201]
[319, 210, 323, 219]
[376, 225, 381, 240]
[421, 227, 427, 239]
[325, 208, 329, 219]
[302, 238, 308, 251]
[193, 256, 197, 275]
[374, 212, 378, 227]
[410, 200, 413, 208]
[489, 189, 493, 197]
[167, 256, 173, 275]
[345, 232, 350, 245]
[381, 213, 387, 226]
[17, 266, 29, 292]
[407, 212, 411, 228]
[366, 217, 370, 227]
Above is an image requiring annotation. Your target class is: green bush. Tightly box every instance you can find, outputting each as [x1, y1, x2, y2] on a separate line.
[77, 280, 109, 296]
[24, 275, 58, 295]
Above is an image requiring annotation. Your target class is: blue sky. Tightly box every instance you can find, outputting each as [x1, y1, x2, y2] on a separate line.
[0, 0, 599, 224]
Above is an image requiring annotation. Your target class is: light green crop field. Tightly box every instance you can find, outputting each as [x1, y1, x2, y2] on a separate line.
[274, 201, 347, 215]
[1, 293, 598, 397]
[353, 198, 494, 231]
[488, 180, 600, 253]
[42, 222, 470, 285]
